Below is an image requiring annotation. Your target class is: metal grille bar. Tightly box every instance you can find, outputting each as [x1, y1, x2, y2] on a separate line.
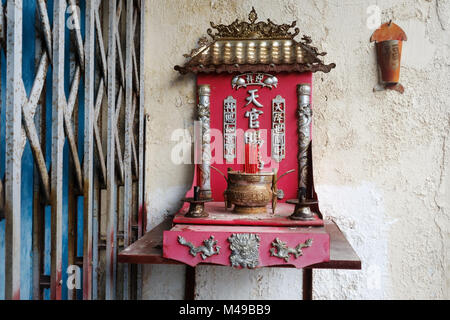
[0, 0, 145, 300]
[5, 0, 23, 301]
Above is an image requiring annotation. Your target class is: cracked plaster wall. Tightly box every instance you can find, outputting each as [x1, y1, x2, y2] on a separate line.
[142, 0, 449, 300]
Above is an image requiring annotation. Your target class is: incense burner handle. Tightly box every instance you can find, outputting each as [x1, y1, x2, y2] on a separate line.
[210, 166, 233, 209]
[275, 169, 295, 184]
[271, 169, 295, 214]
[210, 165, 228, 183]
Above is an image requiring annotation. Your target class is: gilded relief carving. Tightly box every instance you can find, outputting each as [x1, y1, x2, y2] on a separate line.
[270, 238, 313, 262]
[228, 233, 260, 268]
[178, 235, 221, 260]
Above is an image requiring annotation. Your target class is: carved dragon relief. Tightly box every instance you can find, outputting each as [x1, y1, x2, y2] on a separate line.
[270, 238, 313, 262]
[178, 235, 221, 260]
[228, 233, 260, 269]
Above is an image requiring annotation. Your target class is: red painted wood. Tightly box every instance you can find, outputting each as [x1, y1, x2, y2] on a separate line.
[197, 73, 313, 203]
[173, 202, 324, 227]
[163, 224, 329, 269]
[118, 218, 361, 270]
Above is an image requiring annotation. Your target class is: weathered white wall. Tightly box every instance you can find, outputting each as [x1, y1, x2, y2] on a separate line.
[142, 0, 449, 300]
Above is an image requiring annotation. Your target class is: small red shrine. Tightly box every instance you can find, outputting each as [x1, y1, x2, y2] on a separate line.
[163, 8, 336, 269]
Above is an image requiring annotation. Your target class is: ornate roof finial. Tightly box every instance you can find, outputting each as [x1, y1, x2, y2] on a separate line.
[207, 7, 299, 40]
[248, 7, 258, 24]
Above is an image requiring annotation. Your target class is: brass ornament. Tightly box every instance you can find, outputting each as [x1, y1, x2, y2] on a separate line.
[197, 85, 212, 200]
[297, 85, 312, 191]
[182, 186, 212, 218]
[289, 84, 317, 221]
[207, 7, 299, 40]
[182, 198, 212, 218]
[271, 95, 286, 163]
[178, 235, 221, 260]
[232, 73, 278, 90]
[183, 36, 211, 59]
[270, 238, 313, 262]
[287, 198, 317, 221]
[245, 107, 264, 129]
[174, 8, 336, 75]
[228, 233, 260, 269]
[225, 171, 274, 214]
[223, 96, 237, 162]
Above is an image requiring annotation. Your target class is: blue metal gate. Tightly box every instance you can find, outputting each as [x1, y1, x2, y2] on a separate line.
[0, 0, 145, 300]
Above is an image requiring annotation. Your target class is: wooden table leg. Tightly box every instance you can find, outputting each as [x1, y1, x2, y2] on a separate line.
[303, 268, 313, 300]
[185, 266, 196, 300]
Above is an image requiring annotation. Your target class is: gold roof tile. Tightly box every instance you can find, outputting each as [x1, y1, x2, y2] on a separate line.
[175, 7, 336, 75]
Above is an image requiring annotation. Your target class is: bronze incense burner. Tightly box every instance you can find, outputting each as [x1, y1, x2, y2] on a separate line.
[225, 171, 274, 214]
[213, 167, 294, 214]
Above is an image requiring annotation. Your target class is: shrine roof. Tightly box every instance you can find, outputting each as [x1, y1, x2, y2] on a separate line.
[174, 7, 336, 75]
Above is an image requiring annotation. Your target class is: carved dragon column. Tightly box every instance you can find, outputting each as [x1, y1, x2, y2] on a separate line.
[288, 83, 316, 220]
[297, 84, 312, 195]
[197, 84, 212, 200]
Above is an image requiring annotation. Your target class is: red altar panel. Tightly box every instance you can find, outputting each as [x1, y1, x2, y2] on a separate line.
[197, 72, 313, 202]
[163, 224, 329, 269]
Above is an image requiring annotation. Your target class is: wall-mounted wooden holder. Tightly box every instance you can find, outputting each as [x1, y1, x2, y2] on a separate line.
[371, 21, 407, 94]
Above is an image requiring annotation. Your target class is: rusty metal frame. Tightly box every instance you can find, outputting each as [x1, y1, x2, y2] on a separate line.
[50, 0, 66, 300]
[1, 0, 145, 300]
[83, 0, 95, 301]
[123, 0, 133, 300]
[136, 0, 146, 299]
[105, 0, 117, 300]
[5, 0, 23, 301]
[31, 7, 47, 300]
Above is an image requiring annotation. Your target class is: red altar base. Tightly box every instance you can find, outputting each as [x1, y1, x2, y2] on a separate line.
[163, 173, 328, 268]
[173, 202, 324, 227]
